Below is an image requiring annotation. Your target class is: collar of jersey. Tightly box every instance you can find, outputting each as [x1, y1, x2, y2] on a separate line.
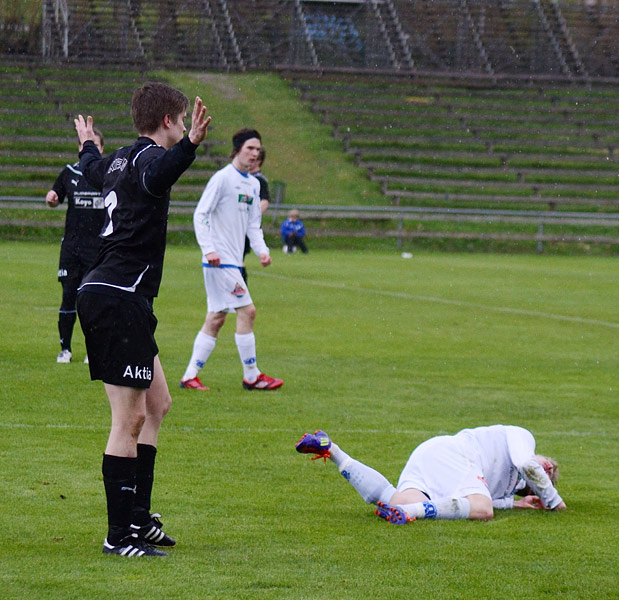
[232, 164, 250, 178]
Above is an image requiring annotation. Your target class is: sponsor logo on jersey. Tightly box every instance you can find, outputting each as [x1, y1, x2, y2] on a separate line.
[122, 365, 153, 381]
[74, 196, 94, 208]
[74, 193, 104, 209]
[231, 283, 246, 298]
[237, 193, 254, 205]
[108, 157, 128, 174]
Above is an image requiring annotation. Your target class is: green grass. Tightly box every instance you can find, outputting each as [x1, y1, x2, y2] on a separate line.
[0, 241, 618, 599]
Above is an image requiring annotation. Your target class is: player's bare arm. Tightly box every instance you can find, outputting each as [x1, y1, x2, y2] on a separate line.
[514, 495, 544, 509]
[74, 114, 97, 146]
[188, 96, 212, 146]
[259, 253, 271, 267]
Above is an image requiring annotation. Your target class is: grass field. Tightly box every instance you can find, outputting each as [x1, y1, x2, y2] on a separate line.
[0, 241, 617, 599]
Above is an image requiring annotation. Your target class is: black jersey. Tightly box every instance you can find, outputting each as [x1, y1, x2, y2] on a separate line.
[52, 162, 105, 249]
[253, 170, 270, 201]
[78, 135, 198, 299]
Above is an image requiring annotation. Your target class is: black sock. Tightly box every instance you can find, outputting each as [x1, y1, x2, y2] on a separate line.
[102, 454, 137, 545]
[132, 444, 157, 525]
[58, 312, 76, 351]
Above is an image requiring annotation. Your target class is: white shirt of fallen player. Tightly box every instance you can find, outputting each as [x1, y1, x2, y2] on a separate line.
[193, 163, 269, 266]
[396, 425, 564, 510]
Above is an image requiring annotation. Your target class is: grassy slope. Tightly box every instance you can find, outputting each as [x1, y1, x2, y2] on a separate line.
[0, 241, 617, 599]
[160, 71, 385, 206]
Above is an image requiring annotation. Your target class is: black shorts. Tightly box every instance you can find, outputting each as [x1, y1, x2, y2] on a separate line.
[58, 243, 99, 283]
[76, 290, 158, 389]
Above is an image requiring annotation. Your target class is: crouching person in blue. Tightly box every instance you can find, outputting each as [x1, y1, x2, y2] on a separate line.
[280, 209, 308, 254]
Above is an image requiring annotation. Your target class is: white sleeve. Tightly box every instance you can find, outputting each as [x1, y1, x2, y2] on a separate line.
[520, 458, 563, 509]
[246, 187, 269, 257]
[506, 427, 563, 510]
[492, 497, 514, 510]
[193, 175, 220, 256]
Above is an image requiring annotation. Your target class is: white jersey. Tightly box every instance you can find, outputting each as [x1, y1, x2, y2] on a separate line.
[194, 163, 269, 265]
[397, 425, 563, 509]
[457, 425, 563, 509]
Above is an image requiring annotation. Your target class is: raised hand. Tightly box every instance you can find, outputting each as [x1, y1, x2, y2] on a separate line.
[188, 96, 212, 145]
[74, 114, 96, 146]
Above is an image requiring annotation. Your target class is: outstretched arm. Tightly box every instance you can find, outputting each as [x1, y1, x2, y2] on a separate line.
[74, 114, 97, 146]
[74, 114, 106, 190]
[188, 96, 212, 146]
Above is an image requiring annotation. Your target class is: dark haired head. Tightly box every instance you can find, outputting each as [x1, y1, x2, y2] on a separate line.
[230, 128, 261, 158]
[131, 82, 189, 135]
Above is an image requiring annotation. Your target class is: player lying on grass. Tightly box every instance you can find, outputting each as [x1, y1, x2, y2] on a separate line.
[296, 425, 566, 524]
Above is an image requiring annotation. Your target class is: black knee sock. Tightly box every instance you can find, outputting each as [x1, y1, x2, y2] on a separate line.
[102, 454, 137, 545]
[58, 311, 76, 351]
[132, 444, 157, 525]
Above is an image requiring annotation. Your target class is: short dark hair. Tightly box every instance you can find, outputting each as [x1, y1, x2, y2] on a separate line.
[230, 128, 261, 159]
[131, 82, 189, 135]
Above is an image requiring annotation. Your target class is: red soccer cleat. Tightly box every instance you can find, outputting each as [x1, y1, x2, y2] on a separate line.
[242, 372, 284, 390]
[179, 376, 210, 391]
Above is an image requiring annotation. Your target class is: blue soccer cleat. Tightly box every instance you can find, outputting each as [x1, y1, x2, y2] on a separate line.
[375, 502, 415, 525]
[295, 430, 332, 461]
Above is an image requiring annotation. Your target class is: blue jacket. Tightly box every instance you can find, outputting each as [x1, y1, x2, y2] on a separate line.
[281, 218, 305, 242]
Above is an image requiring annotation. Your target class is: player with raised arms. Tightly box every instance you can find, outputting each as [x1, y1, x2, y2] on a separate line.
[74, 82, 211, 557]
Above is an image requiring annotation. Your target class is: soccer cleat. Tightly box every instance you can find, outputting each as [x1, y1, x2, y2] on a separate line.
[242, 372, 284, 390]
[56, 349, 72, 363]
[375, 502, 415, 525]
[131, 513, 176, 547]
[295, 430, 332, 461]
[102, 533, 168, 557]
[180, 376, 210, 391]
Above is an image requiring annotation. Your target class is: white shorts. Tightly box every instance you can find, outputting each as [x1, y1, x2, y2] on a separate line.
[396, 434, 491, 500]
[203, 265, 253, 313]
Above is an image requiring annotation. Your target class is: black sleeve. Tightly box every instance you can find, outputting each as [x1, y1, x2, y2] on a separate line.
[78, 141, 107, 191]
[51, 167, 69, 204]
[258, 177, 270, 201]
[140, 136, 198, 197]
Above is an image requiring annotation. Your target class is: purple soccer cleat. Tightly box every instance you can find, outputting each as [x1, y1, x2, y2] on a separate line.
[295, 430, 332, 461]
[375, 502, 415, 525]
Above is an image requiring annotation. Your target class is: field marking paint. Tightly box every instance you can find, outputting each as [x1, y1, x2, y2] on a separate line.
[256, 272, 619, 329]
[0, 422, 614, 439]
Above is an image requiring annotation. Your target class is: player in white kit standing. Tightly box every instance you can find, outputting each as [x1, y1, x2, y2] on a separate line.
[180, 128, 283, 392]
[296, 424, 566, 523]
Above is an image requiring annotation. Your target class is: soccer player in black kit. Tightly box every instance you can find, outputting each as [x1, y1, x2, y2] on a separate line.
[46, 129, 105, 363]
[74, 82, 211, 557]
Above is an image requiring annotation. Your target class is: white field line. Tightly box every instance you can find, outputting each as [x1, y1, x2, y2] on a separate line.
[255, 272, 619, 329]
[0, 422, 614, 439]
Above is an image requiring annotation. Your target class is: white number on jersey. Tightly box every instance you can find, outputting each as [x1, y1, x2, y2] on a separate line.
[101, 191, 118, 237]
